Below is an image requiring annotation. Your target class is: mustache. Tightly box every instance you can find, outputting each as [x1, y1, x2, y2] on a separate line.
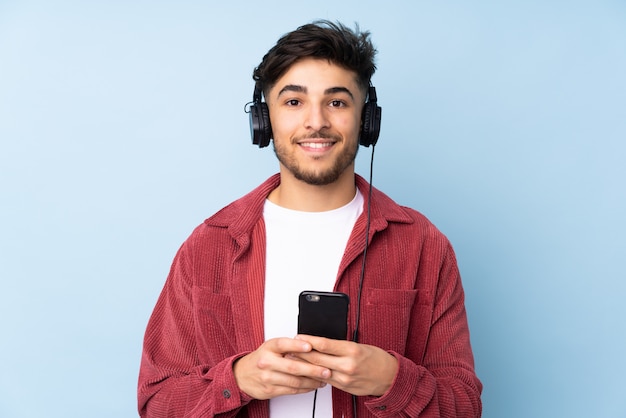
[292, 131, 342, 143]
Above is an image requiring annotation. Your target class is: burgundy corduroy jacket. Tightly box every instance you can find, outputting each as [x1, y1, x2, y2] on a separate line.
[138, 174, 482, 417]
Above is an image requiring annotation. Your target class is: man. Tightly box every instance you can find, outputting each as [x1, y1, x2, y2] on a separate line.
[138, 20, 482, 417]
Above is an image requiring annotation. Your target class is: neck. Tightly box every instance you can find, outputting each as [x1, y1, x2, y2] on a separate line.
[268, 168, 357, 212]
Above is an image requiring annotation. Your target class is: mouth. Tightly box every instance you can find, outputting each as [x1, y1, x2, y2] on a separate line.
[298, 141, 336, 149]
[295, 133, 341, 152]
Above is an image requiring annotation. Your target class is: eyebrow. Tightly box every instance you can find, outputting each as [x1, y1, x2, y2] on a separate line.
[276, 84, 355, 101]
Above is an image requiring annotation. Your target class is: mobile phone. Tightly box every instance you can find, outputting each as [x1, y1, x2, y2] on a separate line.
[297, 291, 349, 340]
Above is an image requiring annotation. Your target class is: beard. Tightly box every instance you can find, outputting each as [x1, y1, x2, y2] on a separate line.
[273, 132, 359, 186]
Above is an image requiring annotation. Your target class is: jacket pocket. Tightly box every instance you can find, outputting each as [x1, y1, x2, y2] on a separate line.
[358, 288, 431, 357]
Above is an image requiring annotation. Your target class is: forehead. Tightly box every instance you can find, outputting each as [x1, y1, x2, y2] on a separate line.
[268, 58, 363, 98]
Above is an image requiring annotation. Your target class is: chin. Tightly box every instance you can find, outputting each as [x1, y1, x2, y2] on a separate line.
[293, 166, 350, 186]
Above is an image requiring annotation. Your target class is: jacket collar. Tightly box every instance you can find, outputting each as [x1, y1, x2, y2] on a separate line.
[204, 173, 413, 242]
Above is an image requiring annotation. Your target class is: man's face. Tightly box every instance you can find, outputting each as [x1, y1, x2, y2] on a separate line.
[266, 57, 365, 186]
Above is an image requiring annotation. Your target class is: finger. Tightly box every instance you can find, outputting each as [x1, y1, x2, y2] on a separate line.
[277, 352, 332, 380]
[265, 337, 313, 355]
[271, 372, 328, 392]
[246, 372, 326, 400]
[250, 341, 331, 382]
[296, 334, 353, 356]
[292, 349, 342, 375]
[235, 347, 327, 400]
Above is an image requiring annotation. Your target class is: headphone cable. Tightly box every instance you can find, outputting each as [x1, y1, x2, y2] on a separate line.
[352, 143, 375, 343]
[310, 145, 375, 418]
[351, 143, 375, 417]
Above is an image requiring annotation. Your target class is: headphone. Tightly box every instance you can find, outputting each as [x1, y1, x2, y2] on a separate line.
[248, 83, 382, 148]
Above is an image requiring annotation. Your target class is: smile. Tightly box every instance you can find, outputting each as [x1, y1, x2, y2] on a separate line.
[299, 142, 335, 149]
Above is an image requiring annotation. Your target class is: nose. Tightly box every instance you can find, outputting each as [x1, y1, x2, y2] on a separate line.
[304, 103, 330, 131]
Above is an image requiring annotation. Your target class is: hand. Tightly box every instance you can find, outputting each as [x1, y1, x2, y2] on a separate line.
[233, 337, 332, 400]
[293, 335, 399, 397]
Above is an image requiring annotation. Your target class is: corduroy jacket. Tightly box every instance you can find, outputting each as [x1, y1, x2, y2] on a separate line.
[138, 174, 482, 417]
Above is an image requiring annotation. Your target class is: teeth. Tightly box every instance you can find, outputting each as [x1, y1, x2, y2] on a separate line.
[301, 142, 332, 148]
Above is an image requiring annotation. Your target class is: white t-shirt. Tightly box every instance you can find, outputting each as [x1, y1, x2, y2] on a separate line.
[263, 190, 364, 417]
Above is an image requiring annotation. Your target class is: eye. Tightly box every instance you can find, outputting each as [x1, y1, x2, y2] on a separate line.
[285, 99, 301, 106]
[330, 99, 346, 108]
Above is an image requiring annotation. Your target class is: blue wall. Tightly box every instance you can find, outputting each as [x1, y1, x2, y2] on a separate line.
[1, 1, 624, 417]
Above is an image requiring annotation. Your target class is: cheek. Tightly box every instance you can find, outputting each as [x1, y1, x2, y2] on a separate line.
[269, 110, 298, 136]
[337, 114, 362, 137]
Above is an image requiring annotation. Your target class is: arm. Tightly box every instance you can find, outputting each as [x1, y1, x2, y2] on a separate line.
[364, 242, 482, 417]
[137, 243, 252, 418]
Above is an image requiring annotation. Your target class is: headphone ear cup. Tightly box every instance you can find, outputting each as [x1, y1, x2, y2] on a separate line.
[249, 102, 273, 148]
[360, 101, 381, 147]
[259, 102, 272, 148]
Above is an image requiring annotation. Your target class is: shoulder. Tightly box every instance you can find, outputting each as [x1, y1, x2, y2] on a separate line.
[175, 175, 279, 251]
[369, 184, 443, 231]
[204, 174, 280, 229]
[367, 185, 453, 253]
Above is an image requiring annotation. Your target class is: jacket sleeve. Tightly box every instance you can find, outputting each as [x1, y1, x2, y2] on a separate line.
[364, 242, 482, 417]
[137, 242, 253, 418]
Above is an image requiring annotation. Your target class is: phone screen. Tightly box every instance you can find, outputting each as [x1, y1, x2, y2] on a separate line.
[297, 291, 349, 340]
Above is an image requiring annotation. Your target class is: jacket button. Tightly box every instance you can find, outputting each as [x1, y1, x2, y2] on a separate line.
[377, 405, 387, 411]
[222, 389, 232, 399]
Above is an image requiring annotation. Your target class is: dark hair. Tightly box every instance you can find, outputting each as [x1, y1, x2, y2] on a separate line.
[253, 20, 377, 96]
